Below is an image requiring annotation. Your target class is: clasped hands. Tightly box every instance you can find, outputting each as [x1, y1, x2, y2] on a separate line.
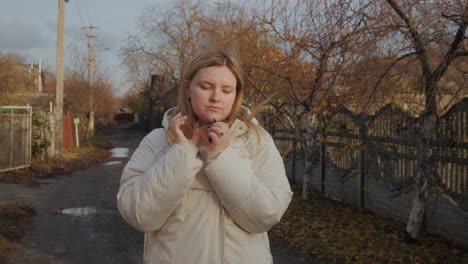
[170, 113, 230, 151]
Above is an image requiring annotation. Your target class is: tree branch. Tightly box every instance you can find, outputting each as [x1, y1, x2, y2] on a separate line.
[363, 52, 417, 111]
[246, 64, 303, 104]
[244, 75, 294, 129]
[433, 4, 468, 82]
[442, 13, 464, 27]
[455, 50, 468, 57]
[385, 0, 432, 78]
[305, 48, 329, 106]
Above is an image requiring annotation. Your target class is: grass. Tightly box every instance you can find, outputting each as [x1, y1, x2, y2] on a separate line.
[269, 184, 468, 264]
[0, 202, 36, 263]
[0, 136, 112, 184]
[87, 131, 113, 149]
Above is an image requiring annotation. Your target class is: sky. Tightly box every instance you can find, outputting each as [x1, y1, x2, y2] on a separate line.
[0, 0, 172, 97]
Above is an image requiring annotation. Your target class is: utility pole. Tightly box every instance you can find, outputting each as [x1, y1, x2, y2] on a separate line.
[85, 24, 96, 140]
[55, 0, 66, 158]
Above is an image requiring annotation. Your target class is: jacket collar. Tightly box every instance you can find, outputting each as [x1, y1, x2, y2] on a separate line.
[161, 106, 257, 137]
[161, 106, 258, 126]
[229, 119, 249, 138]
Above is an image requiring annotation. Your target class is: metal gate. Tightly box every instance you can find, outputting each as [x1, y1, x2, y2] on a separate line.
[0, 106, 32, 173]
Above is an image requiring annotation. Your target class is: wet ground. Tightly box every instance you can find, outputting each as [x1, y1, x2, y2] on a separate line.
[0, 123, 316, 264]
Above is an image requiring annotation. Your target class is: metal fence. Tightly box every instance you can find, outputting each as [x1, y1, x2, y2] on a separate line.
[0, 106, 32, 172]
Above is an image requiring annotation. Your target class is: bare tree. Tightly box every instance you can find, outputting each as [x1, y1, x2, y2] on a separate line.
[64, 49, 117, 131]
[361, 0, 468, 242]
[120, 0, 213, 128]
[0, 52, 30, 105]
[258, 0, 377, 200]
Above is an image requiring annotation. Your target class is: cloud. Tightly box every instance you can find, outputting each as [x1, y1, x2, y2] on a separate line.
[94, 29, 119, 50]
[0, 20, 49, 51]
[45, 19, 83, 40]
[44, 19, 117, 51]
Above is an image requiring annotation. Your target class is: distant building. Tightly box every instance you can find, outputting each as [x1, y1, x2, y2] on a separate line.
[344, 91, 468, 117]
[10, 60, 53, 110]
[12, 61, 44, 93]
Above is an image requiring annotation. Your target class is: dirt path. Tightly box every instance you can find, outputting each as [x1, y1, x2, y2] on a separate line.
[0, 124, 316, 264]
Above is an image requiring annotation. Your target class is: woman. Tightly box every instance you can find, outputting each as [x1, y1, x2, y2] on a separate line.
[117, 49, 292, 264]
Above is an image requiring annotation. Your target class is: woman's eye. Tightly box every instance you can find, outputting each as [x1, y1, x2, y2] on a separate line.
[223, 90, 233, 94]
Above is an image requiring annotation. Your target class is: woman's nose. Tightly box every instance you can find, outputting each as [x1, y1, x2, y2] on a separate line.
[209, 89, 221, 102]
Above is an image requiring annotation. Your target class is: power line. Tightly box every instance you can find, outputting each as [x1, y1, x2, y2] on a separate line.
[71, 0, 87, 29]
[64, 28, 86, 52]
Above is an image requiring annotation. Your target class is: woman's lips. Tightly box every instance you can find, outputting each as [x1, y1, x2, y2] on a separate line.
[207, 106, 222, 111]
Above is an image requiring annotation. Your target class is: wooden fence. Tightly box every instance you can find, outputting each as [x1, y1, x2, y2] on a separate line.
[264, 97, 468, 247]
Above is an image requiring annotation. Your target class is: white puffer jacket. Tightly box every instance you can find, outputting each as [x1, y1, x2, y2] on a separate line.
[117, 109, 292, 264]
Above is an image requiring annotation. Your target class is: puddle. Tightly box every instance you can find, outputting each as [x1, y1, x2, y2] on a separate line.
[110, 148, 129, 158]
[54, 206, 97, 216]
[102, 161, 122, 166]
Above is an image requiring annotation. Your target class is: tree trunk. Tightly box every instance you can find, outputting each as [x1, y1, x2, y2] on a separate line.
[405, 173, 429, 243]
[88, 111, 95, 138]
[302, 150, 311, 200]
[405, 115, 434, 243]
[302, 113, 314, 200]
[84, 114, 90, 141]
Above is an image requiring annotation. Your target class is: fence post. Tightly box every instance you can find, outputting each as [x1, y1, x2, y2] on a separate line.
[359, 119, 367, 209]
[271, 121, 275, 138]
[48, 111, 55, 158]
[292, 132, 297, 184]
[10, 109, 14, 168]
[27, 106, 32, 165]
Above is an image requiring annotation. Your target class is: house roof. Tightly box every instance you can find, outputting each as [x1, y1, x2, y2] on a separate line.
[344, 92, 468, 117]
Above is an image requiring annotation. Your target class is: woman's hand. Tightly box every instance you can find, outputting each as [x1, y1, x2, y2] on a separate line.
[170, 113, 200, 147]
[205, 120, 230, 151]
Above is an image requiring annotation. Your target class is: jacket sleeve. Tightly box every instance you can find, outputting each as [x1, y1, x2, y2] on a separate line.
[204, 130, 293, 234]
[117, 129, 202, 233]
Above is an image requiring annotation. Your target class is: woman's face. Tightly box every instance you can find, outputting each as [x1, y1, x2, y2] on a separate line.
[186, 65, 237, 126]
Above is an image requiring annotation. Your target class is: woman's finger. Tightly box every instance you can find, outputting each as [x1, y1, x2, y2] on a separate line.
[174, 115, 187, 127]
[207, 131, 219, 144]
[171, 114, 188, 141]
[207, 126, 227, 138]
[191, 127, 200, 145]
[206, 126, 218, 134]
[212, 122, 229, 132]
[171, 113, 181, 126]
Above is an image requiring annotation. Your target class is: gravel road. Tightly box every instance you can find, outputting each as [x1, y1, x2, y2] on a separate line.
[0, 123, 316, 264]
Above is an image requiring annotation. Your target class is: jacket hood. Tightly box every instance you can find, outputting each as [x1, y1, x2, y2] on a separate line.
[162, 107, 177, 129]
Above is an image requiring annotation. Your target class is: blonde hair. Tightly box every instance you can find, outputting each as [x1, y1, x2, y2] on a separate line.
[168, 48, 262, 145]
